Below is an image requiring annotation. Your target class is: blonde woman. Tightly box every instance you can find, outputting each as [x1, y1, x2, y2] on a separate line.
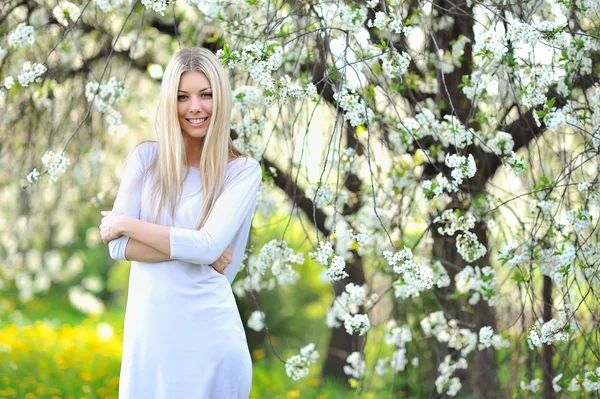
[99, 48, 261, 398]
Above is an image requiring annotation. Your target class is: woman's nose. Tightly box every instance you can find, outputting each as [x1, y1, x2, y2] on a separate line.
[189, 95, 202, 112]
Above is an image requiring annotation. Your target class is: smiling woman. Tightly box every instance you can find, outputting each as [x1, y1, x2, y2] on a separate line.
[177, 71, 214, 148]
[98, 48, 262, 399]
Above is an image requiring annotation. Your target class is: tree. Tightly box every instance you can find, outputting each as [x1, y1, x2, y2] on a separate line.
[1, 0, 599, 396]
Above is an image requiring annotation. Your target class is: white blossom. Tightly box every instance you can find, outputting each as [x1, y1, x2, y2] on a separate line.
[247, 310, 265, 332]
[285, 343, 319, 381]
[27, 168, 40, 183]
[233, 86, 263, 110]
[4, 77, 15, 90]
[17, 62, 47, 87]
[41, 150, 70, 184]
[520, 379, 541, 393]
[8, 23, 36, 48]
[445, 153, 476, 186]
[343, 313, 370, 336]
[485, 131, 514, 155]
[343, 352, 366, 379]
[553, 374, 563, 393]
[455, 266, 498, 306]
[567, 209, 592, 234]
[436, 356, 467, 396]
[433, 210, 476, 236]
[53, 2, 81, 26]
[68, 286, 104, 315]
[308, 241, 334, 266]
[456, 232, 487, 263]
[333, 88, 374, 127]
[381, 50, 411, 79]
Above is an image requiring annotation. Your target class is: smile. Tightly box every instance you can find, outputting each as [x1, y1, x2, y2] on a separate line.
[187, 117, 208, 126]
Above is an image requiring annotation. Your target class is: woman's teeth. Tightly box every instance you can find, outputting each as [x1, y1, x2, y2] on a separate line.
[189, 117, 207, 124]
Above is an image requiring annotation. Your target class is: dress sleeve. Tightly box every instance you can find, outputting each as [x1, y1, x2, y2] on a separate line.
[107, 144, 146, 261]
[169, 160, 262, 265]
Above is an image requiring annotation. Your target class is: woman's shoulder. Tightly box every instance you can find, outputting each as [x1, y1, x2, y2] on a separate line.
[129, 141, 158, 167]
[226, 155, 262, 182]
[228, 155, 260, 172]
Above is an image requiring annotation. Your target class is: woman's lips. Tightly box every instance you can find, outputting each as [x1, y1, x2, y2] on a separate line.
[187, 117, 208, 127]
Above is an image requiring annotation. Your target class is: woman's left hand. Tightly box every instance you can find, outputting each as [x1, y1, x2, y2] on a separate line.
[100, 211, 126, 244]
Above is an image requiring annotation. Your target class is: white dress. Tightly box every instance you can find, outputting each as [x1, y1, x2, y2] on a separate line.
[108, 141, 261, 399]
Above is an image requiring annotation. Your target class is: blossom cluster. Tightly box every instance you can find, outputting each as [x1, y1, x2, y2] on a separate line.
[85, 77, 128, 129]
[233, 239, 303, 296]
[317, 3, 368, 32]
[578, 181, 600, 204]
[308, 241, 348, 281]
[285, 343, 319, 381]
[53, 2, 81, 26]
[217, 42, 283, 96]
[187, 0, 226, 21]
[455, 266, 498, 306]
[445, 153, 476, 186]
[456, 232, 487, 263]
[398, 110, 477, 149]
[381, 50, 411, 79]
[344, 313, 370, 336]
[528, 305, 573, 348]
[325, 283, 372, 332]
[333, 88, 374, 127]
[462, 71, 487, 100]
[96, 0, 125, 12]
[422, 174, 452, 200]
[384, 247, 449, 298]
[568, 367, 600, 392]
[566, 209, 592, 234]
[436, 356, 467, 396]
[349, 224, 369, 246]
[17, 62, 47, 87]
[477, 326, 509, 350]
[233, 115, 267, 159]
[539, 245, 576, 285]
[520, 379, 541, 393]
[140, 0, 173, 14]
[344, 352, 366, 379]
[247, 310, 265, 332]
[375, 320, 414, 375]
[8, 23, 36, 49]
[305, 181, 348, 209]
[367, 11, 412, 35]
[255, 181, 278, 218]
[503, 151, 526, 177]
[433, 209, 476, 236]
[68, 285, 105, 315]
[233, 86, 263, 111]
[484, 131, 514, 156]
[39, 150, 71, 184]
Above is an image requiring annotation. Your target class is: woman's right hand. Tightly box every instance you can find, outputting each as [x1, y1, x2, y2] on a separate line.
[211, 245, 232, 275]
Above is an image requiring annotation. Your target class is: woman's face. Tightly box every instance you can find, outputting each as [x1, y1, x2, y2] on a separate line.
[177, 71, 213, 140]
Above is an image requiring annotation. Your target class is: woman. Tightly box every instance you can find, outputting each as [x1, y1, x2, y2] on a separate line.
[99, 47, 261, 399]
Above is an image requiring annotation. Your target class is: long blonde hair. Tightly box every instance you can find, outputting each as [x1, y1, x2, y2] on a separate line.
[147, 47, 244, 229]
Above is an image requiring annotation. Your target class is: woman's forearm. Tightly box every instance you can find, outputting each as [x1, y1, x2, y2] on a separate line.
[124, 238, 171, 262]
[118, 217, 172, 257]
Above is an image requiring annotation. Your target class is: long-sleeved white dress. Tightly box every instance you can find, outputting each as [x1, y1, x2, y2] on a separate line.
[108, 141, 261, 399]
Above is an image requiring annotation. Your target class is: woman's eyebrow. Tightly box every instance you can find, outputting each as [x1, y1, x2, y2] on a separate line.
[177, 87, 212, 93]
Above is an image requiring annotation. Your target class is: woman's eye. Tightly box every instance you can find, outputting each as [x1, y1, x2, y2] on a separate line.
[178, 95, 187, 100]
[202, 92, 213, 98]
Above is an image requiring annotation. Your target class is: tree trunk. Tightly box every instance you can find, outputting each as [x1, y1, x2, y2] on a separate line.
[321, 252, 366, 382]
[542, 276, 554, 399]
[432, 221, 502, 398]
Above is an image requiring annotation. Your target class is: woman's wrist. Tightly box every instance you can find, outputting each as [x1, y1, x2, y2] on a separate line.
[116, 215, 132, 236]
